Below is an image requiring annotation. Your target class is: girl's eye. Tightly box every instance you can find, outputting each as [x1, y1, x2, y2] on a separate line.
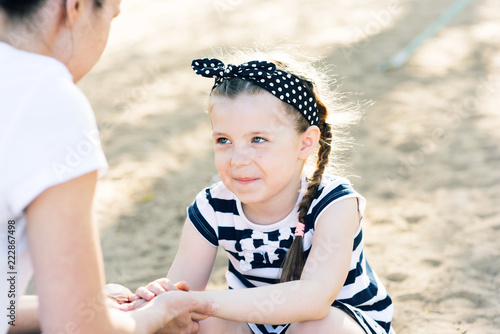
[217, 138, 231, 144]
[252, 137, 267, 144]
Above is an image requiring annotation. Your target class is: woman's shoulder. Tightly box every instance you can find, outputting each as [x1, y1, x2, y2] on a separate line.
[28, 65, 89, 119]
[0, 45, 107, 216]
[1, 43, 87, 119]
[0, 42, 72, 84]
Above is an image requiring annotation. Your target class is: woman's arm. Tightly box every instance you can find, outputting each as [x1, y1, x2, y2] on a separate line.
[8, 296, 39, 333]
[134, 217, 218, 301]
[132, 216, 218, 302]
[26, 171, 140, 333]
[25, 171, 216, 333]
[194, 197, 359, 325]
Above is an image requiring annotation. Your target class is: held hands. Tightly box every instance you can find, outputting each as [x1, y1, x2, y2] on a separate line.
[105, 280, 219, 334]
[123, 278, 191, 312]
[138, 290, 218, 334]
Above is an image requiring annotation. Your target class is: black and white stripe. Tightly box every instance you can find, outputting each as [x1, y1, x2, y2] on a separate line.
[187, 175, 394, 334]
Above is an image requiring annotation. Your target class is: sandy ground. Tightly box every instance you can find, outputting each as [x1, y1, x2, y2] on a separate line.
[74, 0, 500, 332]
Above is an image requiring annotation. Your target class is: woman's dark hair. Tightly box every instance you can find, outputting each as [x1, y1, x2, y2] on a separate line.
[209, 47, 361, 283]
[0, 0, 48, 19]
[0, 0, 104, 20]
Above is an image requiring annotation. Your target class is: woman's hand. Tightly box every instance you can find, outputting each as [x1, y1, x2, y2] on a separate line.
[131, 290, 218, 334]
[103, 282, 218, 333]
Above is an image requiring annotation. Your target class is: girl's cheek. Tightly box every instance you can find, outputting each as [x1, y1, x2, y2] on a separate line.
[214, 153, 230, 172]
[215, 149, 230, 162]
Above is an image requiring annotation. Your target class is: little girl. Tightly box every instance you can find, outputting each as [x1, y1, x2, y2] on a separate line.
[131, 50, 394, 334]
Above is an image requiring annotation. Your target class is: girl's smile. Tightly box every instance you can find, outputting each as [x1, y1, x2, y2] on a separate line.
[234, 177, 259, 185]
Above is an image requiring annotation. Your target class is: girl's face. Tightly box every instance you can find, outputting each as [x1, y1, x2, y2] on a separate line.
[210, 92, 310, 218]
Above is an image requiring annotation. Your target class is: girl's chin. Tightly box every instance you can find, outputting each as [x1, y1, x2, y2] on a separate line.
[231, 191, 263, 205]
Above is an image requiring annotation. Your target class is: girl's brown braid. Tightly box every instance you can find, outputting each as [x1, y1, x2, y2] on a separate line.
[280, 98, 332, 283]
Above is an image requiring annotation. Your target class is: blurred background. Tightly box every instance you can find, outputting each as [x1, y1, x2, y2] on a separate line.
[76, 0, 499, 332]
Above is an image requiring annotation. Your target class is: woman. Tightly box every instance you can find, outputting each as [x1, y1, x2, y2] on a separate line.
[0, 1, 216, 333]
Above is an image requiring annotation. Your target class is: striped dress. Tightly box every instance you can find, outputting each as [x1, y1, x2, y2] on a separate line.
[188, 175, 394, 334]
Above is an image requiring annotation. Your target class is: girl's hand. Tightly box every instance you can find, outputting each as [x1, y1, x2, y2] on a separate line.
[121, 278, 190, 311]
[104, 283, 134, 309]
[134, 278, 191, 301]
[191, 311, 210, 322]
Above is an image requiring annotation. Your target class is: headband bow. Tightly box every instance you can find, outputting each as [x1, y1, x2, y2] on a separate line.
[192, 59, 276, 86]
[191, 58, 320, 126]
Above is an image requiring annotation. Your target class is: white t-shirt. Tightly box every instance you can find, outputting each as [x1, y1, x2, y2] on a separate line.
[0, 42, 108, 333]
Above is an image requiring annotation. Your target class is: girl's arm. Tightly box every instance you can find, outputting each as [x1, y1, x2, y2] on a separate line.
[26, 171, 215, 333]
[167, 217, 218, 291]
[194, 197, 359, 325]
[131, 216, 218, 303]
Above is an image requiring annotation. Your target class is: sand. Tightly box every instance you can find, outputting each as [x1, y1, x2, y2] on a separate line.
[75, 0, 500, 332]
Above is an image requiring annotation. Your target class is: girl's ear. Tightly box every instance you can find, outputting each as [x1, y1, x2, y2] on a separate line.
[298, 125, 320, 160]
[65, 0, 82, 26]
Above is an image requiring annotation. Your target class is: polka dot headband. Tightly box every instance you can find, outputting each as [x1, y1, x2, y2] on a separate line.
[191, 58, 320, 126]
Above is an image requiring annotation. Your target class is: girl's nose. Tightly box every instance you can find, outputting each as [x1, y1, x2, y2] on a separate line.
[231, 144, 252, 167]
